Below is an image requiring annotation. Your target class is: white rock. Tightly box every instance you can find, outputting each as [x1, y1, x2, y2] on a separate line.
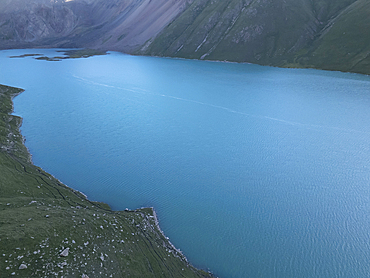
[19, 264, 27, 270]
[60, 248, 69, 257]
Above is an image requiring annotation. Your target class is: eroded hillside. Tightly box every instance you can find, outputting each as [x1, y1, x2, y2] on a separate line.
[0, 0, 189, 51]
[141, 0, 370, 74]
[0, 0, 369, 73]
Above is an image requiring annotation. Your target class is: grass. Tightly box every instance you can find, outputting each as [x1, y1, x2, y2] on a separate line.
[11, 49, 108, 62]
[56, 49, 108, 59]
[142, 0, 321, 63]
[141, 0, 369, 75]
[9, 54, 43, 58]
[0, 84, 212, 278]
[298, 0, 370, 75]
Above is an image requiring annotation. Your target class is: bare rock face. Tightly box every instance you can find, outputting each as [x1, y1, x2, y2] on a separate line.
[0, 0, 189, 52]
[0, 0, 79, 48]
[89, 0, 191, 52]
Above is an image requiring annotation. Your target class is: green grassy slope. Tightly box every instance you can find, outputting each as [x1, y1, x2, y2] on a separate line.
[0, 84, 212, 278]
[140, 0, 369, 75]
[296, 0, 370, 74]
[1, 0, 368, 75]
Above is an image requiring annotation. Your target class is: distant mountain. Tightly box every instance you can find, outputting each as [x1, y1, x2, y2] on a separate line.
[1, 0, 369, 75]
[0, 0, 189, 51]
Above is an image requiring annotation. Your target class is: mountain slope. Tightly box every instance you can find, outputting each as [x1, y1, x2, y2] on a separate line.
[140, 0, 320, 63]
[297, 0, 370, 74]
[0, 0, 189, 51]
[0, 0, 369, 74]
[140, 0, 369, 74]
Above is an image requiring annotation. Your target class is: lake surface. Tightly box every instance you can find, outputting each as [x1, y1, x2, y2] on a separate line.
[1, 49, 370, 277]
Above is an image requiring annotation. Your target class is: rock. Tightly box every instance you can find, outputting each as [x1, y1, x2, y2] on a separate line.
[60, 248, 69, 257]
[58, 261, 67, 268]
[82, 274, 89, 278]
[19, 264, 27, 269]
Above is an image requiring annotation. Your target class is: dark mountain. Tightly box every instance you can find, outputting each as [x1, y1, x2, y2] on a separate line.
[0, 0, 369, 74]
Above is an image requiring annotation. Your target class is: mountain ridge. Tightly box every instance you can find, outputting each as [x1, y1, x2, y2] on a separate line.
[0, 0, 369, 75]
[141, 0, 370, 74]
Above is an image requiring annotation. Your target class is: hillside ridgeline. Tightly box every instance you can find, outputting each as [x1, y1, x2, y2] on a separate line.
[0, 0, 369, 74]
[141, 0, 370, 75]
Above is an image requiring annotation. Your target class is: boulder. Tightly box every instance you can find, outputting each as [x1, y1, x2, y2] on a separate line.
[60, 248, 69, 257]
[19, 264, 27, 269]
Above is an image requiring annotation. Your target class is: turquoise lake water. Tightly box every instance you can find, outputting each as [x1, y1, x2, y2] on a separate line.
[1, 49, 370, 277]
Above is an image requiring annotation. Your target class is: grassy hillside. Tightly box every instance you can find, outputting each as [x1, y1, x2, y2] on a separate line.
[0, 84, 212, 277]
[296, 0, 370, 74]
[140, 0, 370, 75]
[0, 0, 369, 75]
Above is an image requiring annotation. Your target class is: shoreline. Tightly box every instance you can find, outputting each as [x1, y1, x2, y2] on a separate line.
[152, 209, 188, 262]
[5, 47, 370, 77]
[132, 52, 370, 77]
[0, 83, 213, 277]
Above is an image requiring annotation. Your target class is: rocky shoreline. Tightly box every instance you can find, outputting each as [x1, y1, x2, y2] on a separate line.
[0, 84, 213, 277]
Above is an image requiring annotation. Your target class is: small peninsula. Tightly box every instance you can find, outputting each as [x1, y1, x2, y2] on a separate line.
[10, 49, 108, 62]
[0, 84, 212, 277]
